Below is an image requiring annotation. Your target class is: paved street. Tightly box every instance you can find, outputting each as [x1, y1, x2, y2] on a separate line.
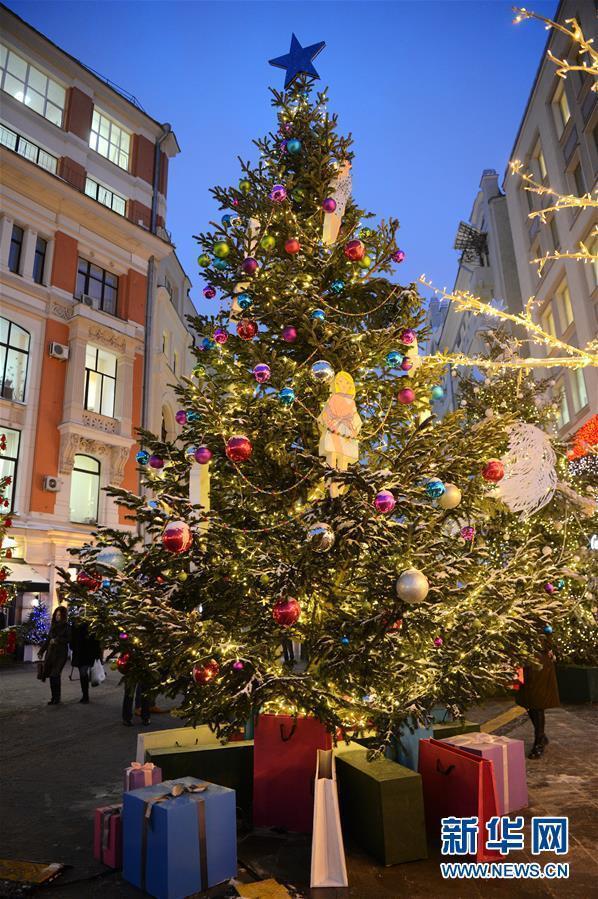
[0, 663, 596, 898]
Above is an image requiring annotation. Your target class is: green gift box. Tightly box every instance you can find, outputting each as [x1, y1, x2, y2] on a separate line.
[335, 746, 427, 866]
[146, 741, 254, 819]
[432, 720, 480, 739]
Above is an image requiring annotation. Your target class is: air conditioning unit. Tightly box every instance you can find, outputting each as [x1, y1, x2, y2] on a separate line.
[43, 475, 60, 492]
[49, 341, 69, 360]
[80, 294, 101, 310]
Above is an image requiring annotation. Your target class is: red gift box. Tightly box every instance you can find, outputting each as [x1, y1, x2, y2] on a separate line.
[93, 804, 122, 868]
[418, 738, 500, 862]
[253, 714, 332, 832]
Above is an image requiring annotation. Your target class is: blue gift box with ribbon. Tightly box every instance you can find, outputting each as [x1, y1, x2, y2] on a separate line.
[122, 777, 237, 899]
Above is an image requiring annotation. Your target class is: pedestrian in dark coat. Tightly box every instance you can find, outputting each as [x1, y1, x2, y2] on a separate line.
[39, 606, 70, 705]
[515, 635, 560, 758]
[70, 618, 102, 704]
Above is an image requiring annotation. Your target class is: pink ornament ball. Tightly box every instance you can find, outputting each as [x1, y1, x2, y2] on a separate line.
[392, 249, 406, 263]
[344, 239, 365, 262]
[400, 357, 413, 371]
[213, 328, 228, 344]
[241, 256, 259, 275]
[284, 238, 301, 255]
[282, 325, 298, 343]
[272, 596, 301, 627]
[203, 285, 216, 299]
[460, 526, 475, 541]
[232, 660, 245, 671]
[175, 410, 187, 425]
[398, 388, 415, 405]
[226, 435, 253, 462]
[194, 446, 213, 464]
[237, 319, 258, 340]
[400, 328, 417, 345]
[433, 636, 443, 647]
[162, 520, 193, 554]
[149, 455, 164, 469]
[374, 490, 396, 514]
[322, 197, 337, 213]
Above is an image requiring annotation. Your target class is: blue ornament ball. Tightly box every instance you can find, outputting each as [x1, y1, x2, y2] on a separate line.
[237, 293, 253, 310]
[431, 385, 444, 400]
[330, 279, 345, 294]
[311, 309, 326, 321]
[221, 214, 232, 226]
[340, 636, 350, 646]
[185, 446, 197, 459]
[201, 337, 216, 351]
[425, 478, 446, 499]
[136, 450, 150, 465]
[544, 624, 553, 634]
[278, 387, 295, 406]
[186, 411, 200, 422]
[286, 138, 302, 154]
[556, 578, 565, 590]
[385, 351, 403, 368]
[213, 258, 228, 271]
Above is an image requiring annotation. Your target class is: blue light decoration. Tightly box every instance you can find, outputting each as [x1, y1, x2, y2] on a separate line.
[269, 34, 326, 89]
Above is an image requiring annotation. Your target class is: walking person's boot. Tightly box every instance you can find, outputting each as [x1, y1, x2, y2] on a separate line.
[528, 709, 548, 758]
[48, 677, 60, 705]
[80, 673, 90, 704]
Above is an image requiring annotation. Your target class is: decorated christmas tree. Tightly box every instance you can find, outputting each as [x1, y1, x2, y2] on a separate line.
[21, 601, 51, 646]
[62, 49, 591, 742]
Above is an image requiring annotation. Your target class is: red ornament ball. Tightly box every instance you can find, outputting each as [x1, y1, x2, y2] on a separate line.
[284, 238, 301, 255]
[344, 239, 365, 262]
[482, 459, 505, 482]
[162, 520, 193, 554]
[116, 652, 130, 672]
[226, 435, 253, 462]
[0, 587, 9, 605]
[237, 319, 258, 340]
[192, 659, 220, 685]
[77, 570, 101, 591]
[398, 388, 415, 405]
[272, 596, 301, 626]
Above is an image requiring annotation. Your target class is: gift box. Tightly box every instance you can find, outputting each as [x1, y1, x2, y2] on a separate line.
[442, 732, 528, 815]
[335, 745, 427, 866]
[253, 714, 331, 833]
[124, 761, 163, 792]
[146, 741, 253, 819]
[418, 738, 500, 862]
[136, 725, 221, 764]
[122, 777, 236, 899]
[94, 804, 122, 869]
[432, 719, 480, 740]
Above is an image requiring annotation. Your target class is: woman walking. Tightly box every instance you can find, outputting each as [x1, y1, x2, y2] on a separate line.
[70, 617, 102, 703]
[38, 606, 70, 705]
[516, 633, 560, 759]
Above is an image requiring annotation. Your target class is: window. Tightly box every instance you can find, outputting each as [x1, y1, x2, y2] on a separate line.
[0, 317, 30, 402]
[589, 234, 598, 290]
[523, 185, 534, 214]
[32, 237, 47, 284]
[540, 303, 556, 339]
[553, 84, 571, 138]
[570, 368, 588, 413]
[0, 427, 20, 511]
[76, 259, 118, 315]
[162, 331, 169, 355]
[84, 177, 126, 216]
[0, 42, 65, 126]
[0, 123, 58, 173]
[571, 162, 586, 197]
[173, 350, 179, 375]
[549, 216, 560, 252]
[554, 280, 574, 333]
[533, 141, 547, 181]
[84, 346, 117, 417]
[555, 378, 570, 428]
[8, 225, 23, 274]
[89, 109, 130, 170]
[70, 454, 100, 523]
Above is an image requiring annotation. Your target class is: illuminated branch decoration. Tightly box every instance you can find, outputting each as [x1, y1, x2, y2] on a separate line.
[419, 277, 598, 370]
[513, 7, 598, 88]
[508, 161, 598, 220]
[531, 231, 598, 276]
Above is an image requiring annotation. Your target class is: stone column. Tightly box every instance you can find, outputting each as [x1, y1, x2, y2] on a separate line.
[0, 215, 14, 267]
[20, 228, 37, 280]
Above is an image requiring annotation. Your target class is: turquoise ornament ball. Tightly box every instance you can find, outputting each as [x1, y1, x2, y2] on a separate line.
[385, 351, 403, 368]
[286, 138, 302, 154]
[238, 293, 253, 310]
[425, 478, 446, 499]
[330, 280, 345, 294]
[431, 386, 444, 400]
[278, 387, 295, 406]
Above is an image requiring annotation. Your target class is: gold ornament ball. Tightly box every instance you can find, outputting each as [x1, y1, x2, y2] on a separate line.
[438, 483, 462, 509]
[260, 573, 270, 585]
[396, 568, 429, 603]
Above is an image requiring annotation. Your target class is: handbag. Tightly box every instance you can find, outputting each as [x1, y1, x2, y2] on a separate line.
[36, 659, 45, 681]
[90, 658, 106, 687]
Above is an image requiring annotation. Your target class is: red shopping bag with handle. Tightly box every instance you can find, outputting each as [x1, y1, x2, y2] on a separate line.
[253, 714, 332, 832]
[418, 738, 501, 861]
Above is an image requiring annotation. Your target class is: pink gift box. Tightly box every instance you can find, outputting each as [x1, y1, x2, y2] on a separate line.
[94, 804, 122, 868]
[123, 761, 162, 792]
[442, 733, 528, 815]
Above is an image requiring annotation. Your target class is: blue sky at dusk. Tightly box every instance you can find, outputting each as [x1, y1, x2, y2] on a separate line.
[8, 0, 557, 309]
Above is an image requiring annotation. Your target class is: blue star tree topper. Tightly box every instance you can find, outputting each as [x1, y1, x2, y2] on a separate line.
[269, 34, 326, 89]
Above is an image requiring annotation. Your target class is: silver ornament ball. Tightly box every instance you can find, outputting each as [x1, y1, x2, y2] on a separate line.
[307, 522, 335, 553]
[311, 360, 335, 382]
[396, 568, 429, 603]
[438, 483, 462, 510]
[95, 546, 126, 571]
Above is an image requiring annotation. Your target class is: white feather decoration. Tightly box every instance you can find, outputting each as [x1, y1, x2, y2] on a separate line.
[322, 161, 352, 246]
[496, 422, 557, 518]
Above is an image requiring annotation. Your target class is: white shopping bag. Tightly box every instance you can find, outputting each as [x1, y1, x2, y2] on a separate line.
[90, 659, 106, 687]
[310, 749, 348, 888]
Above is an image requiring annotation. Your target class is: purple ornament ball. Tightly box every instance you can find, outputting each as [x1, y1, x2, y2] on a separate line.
[232, 660, 245, 671]
[194, 446, 213, 465]
[269, 184, 287, 203]
[460, 526, 475, 541]
[203, 285, 216, 299]
[253, 363, 271, 384]
[374, 490, 396, 514]
[213, 328, 228, 345]
[322, 197, 337, 213]
[282, 325, 298, 343]
[398, 388, 415, 405]
[400, 358, 414, 371]
[241, 257, 259, 275]
[544, 582, 556, 595]
[400, 328, 417, 345]
[392, 249, 406, 264]
[149, 455, 164, 469]
[433, 636, 443, 647]
[175, 410, 187, 425]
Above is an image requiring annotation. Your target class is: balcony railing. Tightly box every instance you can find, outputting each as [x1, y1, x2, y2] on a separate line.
[0, 123, 58, 174]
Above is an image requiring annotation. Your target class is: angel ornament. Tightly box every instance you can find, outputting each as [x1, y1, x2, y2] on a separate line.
[318, 371, 362, 497]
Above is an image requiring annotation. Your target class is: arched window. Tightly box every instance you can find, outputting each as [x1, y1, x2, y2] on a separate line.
[161, 405, 175, 442]
[0, 317, 30, 402]
[70, 455, 100, 524]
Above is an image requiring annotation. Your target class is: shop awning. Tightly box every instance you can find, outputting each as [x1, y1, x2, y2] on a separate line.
[3, 562, 50, 592]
